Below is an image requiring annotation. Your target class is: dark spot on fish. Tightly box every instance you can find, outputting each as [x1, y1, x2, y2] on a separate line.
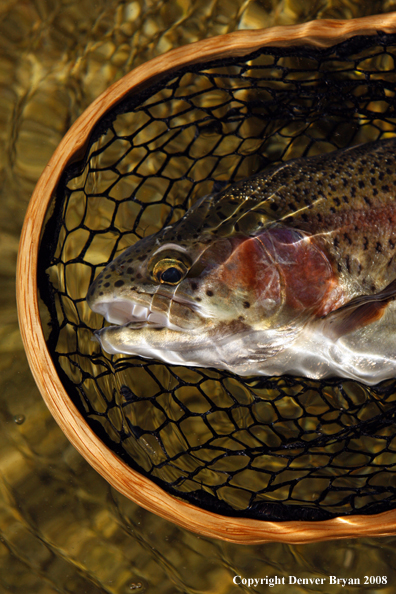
[329, 184, 336, 192]
[386, 167, 392, 175]
[342, 178, 348, 187]
[363, 237, 369, 251]
[346, 255, 351, 273]
[373, 188, 378, 196]
[333, 237, 339, 248]
[206, 290, 214, 297]
[330, 173, 336, 179]
[389, 238, 395, 249]
[337, 262, 342, 272]
[105, 274, 111, 279]
[243, 301, 250, 309]
[376, 242, 382, 253]
[270, 202, 279, 211]
[138, 255, 145, 261]
[99, 291, 103, 296]
[350, 187, 356, 197]
[363, 196, 372, 206]
[301, 213, 308, 222]
[370, 177, 376, 185]
[104, 282, 110, 288]
[357, 262, 362, 274]
[330, 207, 336, 214]
[127, 267, 134, 274]
[379, 172, 385, 181]
[114, 280, 124, 287]
[358, 180, 365, 189]
[177, 234, 182, 241]
[191, 282, 198, 291]
[136, 273, 142, 279]
[334, 197, 340, 206]
[195, 297, 202, 302]
[235, 223, 240, 232]
[238, 316, 245, 321]
[342, 195, 349, 203]
[110, 265, 116, 271]
[358, 167, 364, 175]
[382, 185, 390, 192]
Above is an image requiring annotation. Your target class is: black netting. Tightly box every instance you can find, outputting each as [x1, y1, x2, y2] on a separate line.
[38, 33, 396, 522]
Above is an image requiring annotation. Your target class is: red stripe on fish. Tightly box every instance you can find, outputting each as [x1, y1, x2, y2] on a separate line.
[257, 228, 344, 317]
[220, 228, 344, 318]
[219, 235, 281, 306]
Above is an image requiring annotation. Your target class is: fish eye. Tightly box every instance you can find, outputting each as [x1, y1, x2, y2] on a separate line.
[160, 267, 183, 284]
[152, 258, 188, 285]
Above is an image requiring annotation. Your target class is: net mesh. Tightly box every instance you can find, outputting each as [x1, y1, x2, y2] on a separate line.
[38, 32, 396, 522]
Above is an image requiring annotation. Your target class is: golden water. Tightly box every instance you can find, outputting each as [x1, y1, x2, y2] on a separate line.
[3, 1, 396, 592]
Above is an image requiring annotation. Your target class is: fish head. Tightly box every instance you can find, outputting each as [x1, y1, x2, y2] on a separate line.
[87, 186, 341, 371]
[87, 224, 283, 336]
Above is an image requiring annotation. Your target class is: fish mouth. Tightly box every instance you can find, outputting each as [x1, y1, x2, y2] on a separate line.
[91, 296, 199, 331]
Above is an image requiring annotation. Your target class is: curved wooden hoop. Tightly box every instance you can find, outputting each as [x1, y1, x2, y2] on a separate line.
[17, 13, 396, 544]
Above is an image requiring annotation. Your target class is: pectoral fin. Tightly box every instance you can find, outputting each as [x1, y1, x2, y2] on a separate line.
[320, 278, 396, 340]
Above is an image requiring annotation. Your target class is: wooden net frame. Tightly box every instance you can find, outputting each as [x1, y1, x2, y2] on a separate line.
[17, 13, 396, 543]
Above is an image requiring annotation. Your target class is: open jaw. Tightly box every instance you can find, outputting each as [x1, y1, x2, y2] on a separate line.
[91, 295, 215, 363]
[91, 298, 187, 330]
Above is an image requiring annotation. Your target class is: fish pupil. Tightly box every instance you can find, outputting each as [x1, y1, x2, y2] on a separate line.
[161, 267, 183, 284]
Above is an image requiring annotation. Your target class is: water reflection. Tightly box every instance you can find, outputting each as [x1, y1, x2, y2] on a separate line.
[4, 0, 396, 592]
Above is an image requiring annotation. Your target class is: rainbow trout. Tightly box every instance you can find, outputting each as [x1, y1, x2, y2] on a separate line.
[87, 138, 396, 385]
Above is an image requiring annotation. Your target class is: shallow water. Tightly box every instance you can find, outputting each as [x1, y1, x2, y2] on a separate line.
[4, 0, 396, 592]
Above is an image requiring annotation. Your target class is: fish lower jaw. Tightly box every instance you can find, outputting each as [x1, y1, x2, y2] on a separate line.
[91, 299, 185, 331]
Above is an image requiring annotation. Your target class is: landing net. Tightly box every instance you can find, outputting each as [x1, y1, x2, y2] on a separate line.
[39, 33, 396, 521]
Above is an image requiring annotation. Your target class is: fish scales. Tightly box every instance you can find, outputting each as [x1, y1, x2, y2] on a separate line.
[203, 139, 396, 292]
[87, 138, 396, 385]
